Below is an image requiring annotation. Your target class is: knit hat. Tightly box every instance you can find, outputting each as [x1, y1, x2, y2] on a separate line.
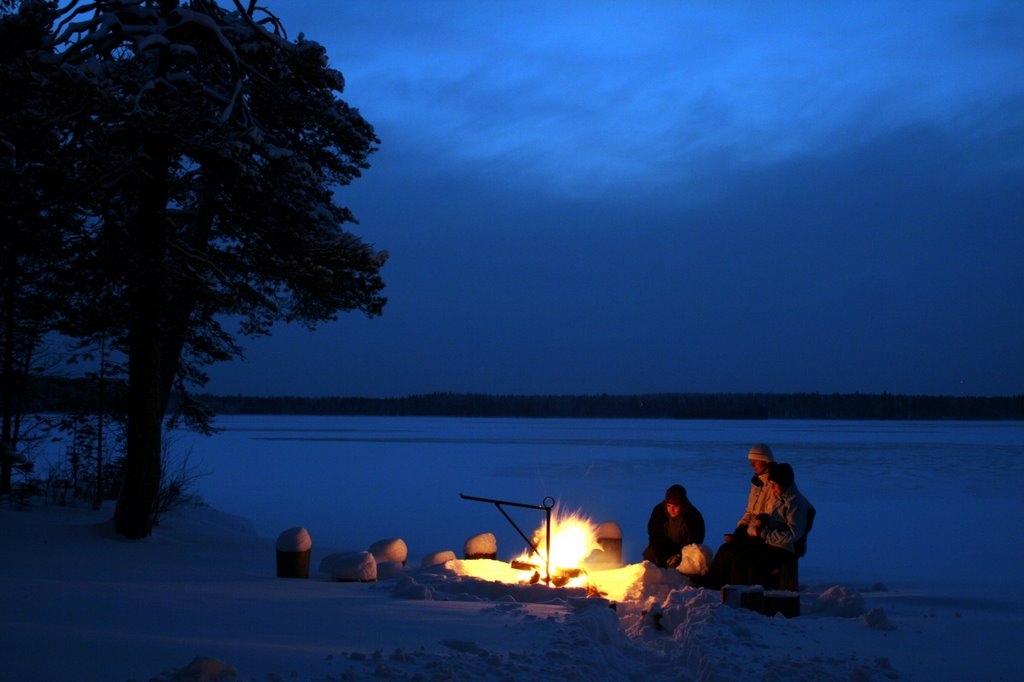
[747, 443, 774, 463]
[767, 462, 795, 489]
[664, 484, 688, 506]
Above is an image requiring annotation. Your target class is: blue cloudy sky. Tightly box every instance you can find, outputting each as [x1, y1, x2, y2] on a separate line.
[206, 0, 1024, 397]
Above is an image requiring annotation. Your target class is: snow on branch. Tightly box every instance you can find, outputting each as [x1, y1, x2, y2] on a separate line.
[53, 1, 253, 126]
[231, 0, 289, 43]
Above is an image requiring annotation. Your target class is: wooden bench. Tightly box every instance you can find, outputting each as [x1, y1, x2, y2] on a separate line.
[767, 506, 815, 591]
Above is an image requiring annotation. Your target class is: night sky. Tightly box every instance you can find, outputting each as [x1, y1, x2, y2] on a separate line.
[206, 1, 1024, 398]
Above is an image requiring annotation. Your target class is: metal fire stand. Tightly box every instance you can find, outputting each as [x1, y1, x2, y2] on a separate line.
[459, 493, 555, 584]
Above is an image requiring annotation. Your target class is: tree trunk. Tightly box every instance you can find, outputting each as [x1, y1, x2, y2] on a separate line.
[93, 334, 106, 510]
[158, 174, 217, 415]
[1, 267, 17, 495]
[113, 136, 170, 538]
[114, 305, 163, 537]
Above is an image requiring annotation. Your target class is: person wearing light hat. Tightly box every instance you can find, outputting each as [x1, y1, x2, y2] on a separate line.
[733, 443, 779, 540]
[690, 443, 779, 589]
[641, 483, 706, 568]
[731, 461, 814, 586]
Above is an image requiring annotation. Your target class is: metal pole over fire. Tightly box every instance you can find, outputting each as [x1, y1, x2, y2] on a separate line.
[459, 493, 555, 584]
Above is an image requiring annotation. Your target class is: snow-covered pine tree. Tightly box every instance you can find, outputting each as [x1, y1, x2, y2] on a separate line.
[42, 0, 386, 537]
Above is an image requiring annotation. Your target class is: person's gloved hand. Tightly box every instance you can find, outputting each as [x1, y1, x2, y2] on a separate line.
[666, 554, 682, 568]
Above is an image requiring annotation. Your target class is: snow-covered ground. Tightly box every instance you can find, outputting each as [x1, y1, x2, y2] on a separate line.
[2, 416, 1021, 680]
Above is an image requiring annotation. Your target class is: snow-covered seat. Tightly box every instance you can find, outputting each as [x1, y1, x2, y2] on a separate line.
[463, 532, 497, 560]
[369, 537, 408, 565]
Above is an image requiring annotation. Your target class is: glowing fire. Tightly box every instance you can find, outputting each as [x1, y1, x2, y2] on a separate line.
[449, 505, 644, 601]
[511, 508, 601, 587]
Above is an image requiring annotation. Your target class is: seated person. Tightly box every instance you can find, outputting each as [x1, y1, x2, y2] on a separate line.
[696, 444, 778, 585]
[732, 443, 779, 541]
[696, 462, 812, 589]
[642, 484, 705, 568]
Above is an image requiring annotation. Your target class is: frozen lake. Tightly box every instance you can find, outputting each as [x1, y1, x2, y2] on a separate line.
[180, 415, 1024, 595]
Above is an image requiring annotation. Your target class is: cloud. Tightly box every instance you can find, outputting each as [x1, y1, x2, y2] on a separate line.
[204, 1, 1024, 398]
[211, 115, 1023, 397]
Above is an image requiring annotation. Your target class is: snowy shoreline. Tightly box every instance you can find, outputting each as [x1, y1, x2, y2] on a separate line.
[1, 498, 1018, 681]
[7, 416, 1021, 680]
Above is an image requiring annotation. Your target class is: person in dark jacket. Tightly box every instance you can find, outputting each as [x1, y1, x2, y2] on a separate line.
[642, 484, 706, 568]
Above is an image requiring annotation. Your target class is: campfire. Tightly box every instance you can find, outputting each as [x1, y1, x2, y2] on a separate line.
[509, 508, 601, 587]
[456, 489, 638, 593]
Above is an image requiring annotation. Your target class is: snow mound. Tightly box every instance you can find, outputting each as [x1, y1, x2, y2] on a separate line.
[149, 655, 240, 681]
[464, 532, 497, 558]
[154, 503, 259, 543]
[421, 549, 457, 566]
[811, 585, 867, 617]
[373, 564, 896, 681]
[369, 537, 408, 564]
[274, 526, 311, 552]
[864, 606, 895, 630]
[678, 543, 713, 575]
[320, 550, 377, 582]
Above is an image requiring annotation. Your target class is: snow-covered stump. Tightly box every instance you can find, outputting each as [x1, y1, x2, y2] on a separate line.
[763, 590, 801, 618]
[463, 532, 497, 560]
[275, 527, 312, 579]
[421, 550, 457, 567]
[722, 584, 764, 613]
[369, 538, 408, 566]
[320, 551, 377, 582]
[584, 521, 622, 568]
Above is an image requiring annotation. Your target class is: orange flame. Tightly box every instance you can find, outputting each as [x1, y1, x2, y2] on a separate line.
[512, 506, 601, 587]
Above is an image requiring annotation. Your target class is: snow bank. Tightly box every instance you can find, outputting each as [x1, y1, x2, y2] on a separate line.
[2, 499, 1020, 682]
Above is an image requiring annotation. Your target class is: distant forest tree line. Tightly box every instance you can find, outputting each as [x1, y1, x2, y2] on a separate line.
[189, 391, 1024, 420]
[28, 379, 1018, 420]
